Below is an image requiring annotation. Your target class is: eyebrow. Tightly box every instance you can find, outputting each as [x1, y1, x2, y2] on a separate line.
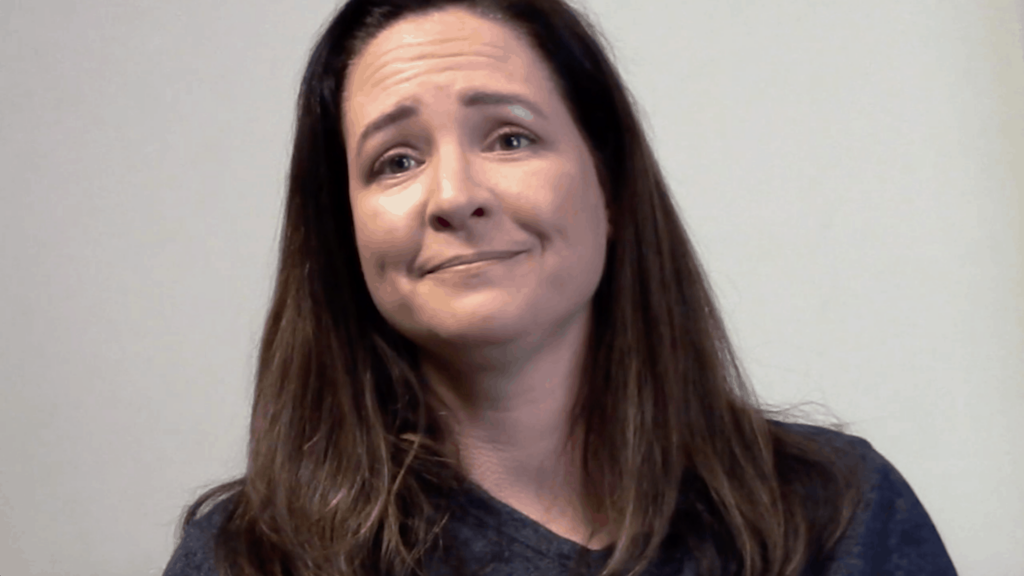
[461, 91, 546, 120]
[354, 91, 547, 157]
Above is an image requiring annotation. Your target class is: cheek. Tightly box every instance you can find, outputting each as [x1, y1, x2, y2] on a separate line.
[502, 157, 607, 294]
[540, 159, 606, 244]
[493, 159, 594, 229]
[351, 188, 424, 283]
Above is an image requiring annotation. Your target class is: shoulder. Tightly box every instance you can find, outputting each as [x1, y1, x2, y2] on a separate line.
[769, 419, 958, 576]
[162, 495, 236, 576]
[769, 419, 870, 452]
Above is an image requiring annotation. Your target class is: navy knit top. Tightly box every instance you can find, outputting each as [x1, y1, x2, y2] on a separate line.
[163, 421, 958, 576]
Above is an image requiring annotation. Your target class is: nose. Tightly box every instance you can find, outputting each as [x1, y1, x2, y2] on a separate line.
[425, 142, 494, 231]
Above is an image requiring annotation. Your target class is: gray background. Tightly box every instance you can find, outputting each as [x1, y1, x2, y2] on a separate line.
[1, 1, 1022, 574]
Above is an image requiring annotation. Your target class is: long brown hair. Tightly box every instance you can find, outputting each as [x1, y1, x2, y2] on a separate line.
[173, 1, 866, 575]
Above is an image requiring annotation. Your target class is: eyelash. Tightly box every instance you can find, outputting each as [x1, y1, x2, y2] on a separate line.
[370, 127, 537, 179]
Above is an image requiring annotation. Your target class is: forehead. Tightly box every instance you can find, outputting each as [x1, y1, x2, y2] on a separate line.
[342, 8, 559, 132]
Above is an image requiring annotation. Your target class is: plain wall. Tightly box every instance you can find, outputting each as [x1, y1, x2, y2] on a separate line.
[1, 1, 1021, 574]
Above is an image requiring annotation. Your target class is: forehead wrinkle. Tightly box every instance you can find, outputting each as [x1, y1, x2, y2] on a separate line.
[357, 45, 518, 97]
[365, 27, 510, 55]
[366, 59, 525, 106]
[345, 13, 551, 134]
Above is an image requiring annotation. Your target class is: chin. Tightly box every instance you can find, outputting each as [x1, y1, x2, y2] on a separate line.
[421, 305, 533, 343]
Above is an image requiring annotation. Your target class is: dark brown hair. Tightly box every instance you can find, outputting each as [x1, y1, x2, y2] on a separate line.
[173, 1, 866, 575]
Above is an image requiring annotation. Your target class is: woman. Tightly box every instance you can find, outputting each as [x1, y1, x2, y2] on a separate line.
[163, 0, 958, 575]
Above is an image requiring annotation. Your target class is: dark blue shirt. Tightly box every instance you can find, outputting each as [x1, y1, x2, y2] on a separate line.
[162, 422, 958, 575]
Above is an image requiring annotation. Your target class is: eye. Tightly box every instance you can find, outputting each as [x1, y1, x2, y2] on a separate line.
[491, 128, 536, 152]
[373, 153, 420, 178]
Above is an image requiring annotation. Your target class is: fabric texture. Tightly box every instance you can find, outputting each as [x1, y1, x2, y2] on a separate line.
[162, 421, 958, 576]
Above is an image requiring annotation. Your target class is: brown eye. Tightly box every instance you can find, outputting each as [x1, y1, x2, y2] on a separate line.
[375, 154, 419, 177]
[494, 130, 535, 151]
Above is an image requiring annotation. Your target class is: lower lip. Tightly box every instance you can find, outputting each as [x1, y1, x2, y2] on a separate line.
[431, 253, 522, 275]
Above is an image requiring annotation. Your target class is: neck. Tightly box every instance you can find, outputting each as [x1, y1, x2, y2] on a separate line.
[419, 306, 599, 537]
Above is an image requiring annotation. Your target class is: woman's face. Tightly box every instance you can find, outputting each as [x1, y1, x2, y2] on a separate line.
[342, 7, 610, 354]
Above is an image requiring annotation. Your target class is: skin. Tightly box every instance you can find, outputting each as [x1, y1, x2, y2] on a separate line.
[342, 7, 613, 549]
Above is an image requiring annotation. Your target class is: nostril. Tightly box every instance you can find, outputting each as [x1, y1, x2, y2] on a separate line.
[438, 217, 451, 227]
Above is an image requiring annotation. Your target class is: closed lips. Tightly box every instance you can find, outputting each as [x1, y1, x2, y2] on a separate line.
[428, 251, 522, 274]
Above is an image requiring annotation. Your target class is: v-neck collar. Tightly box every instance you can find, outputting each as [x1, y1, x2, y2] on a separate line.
[452, 478, 617, 562]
